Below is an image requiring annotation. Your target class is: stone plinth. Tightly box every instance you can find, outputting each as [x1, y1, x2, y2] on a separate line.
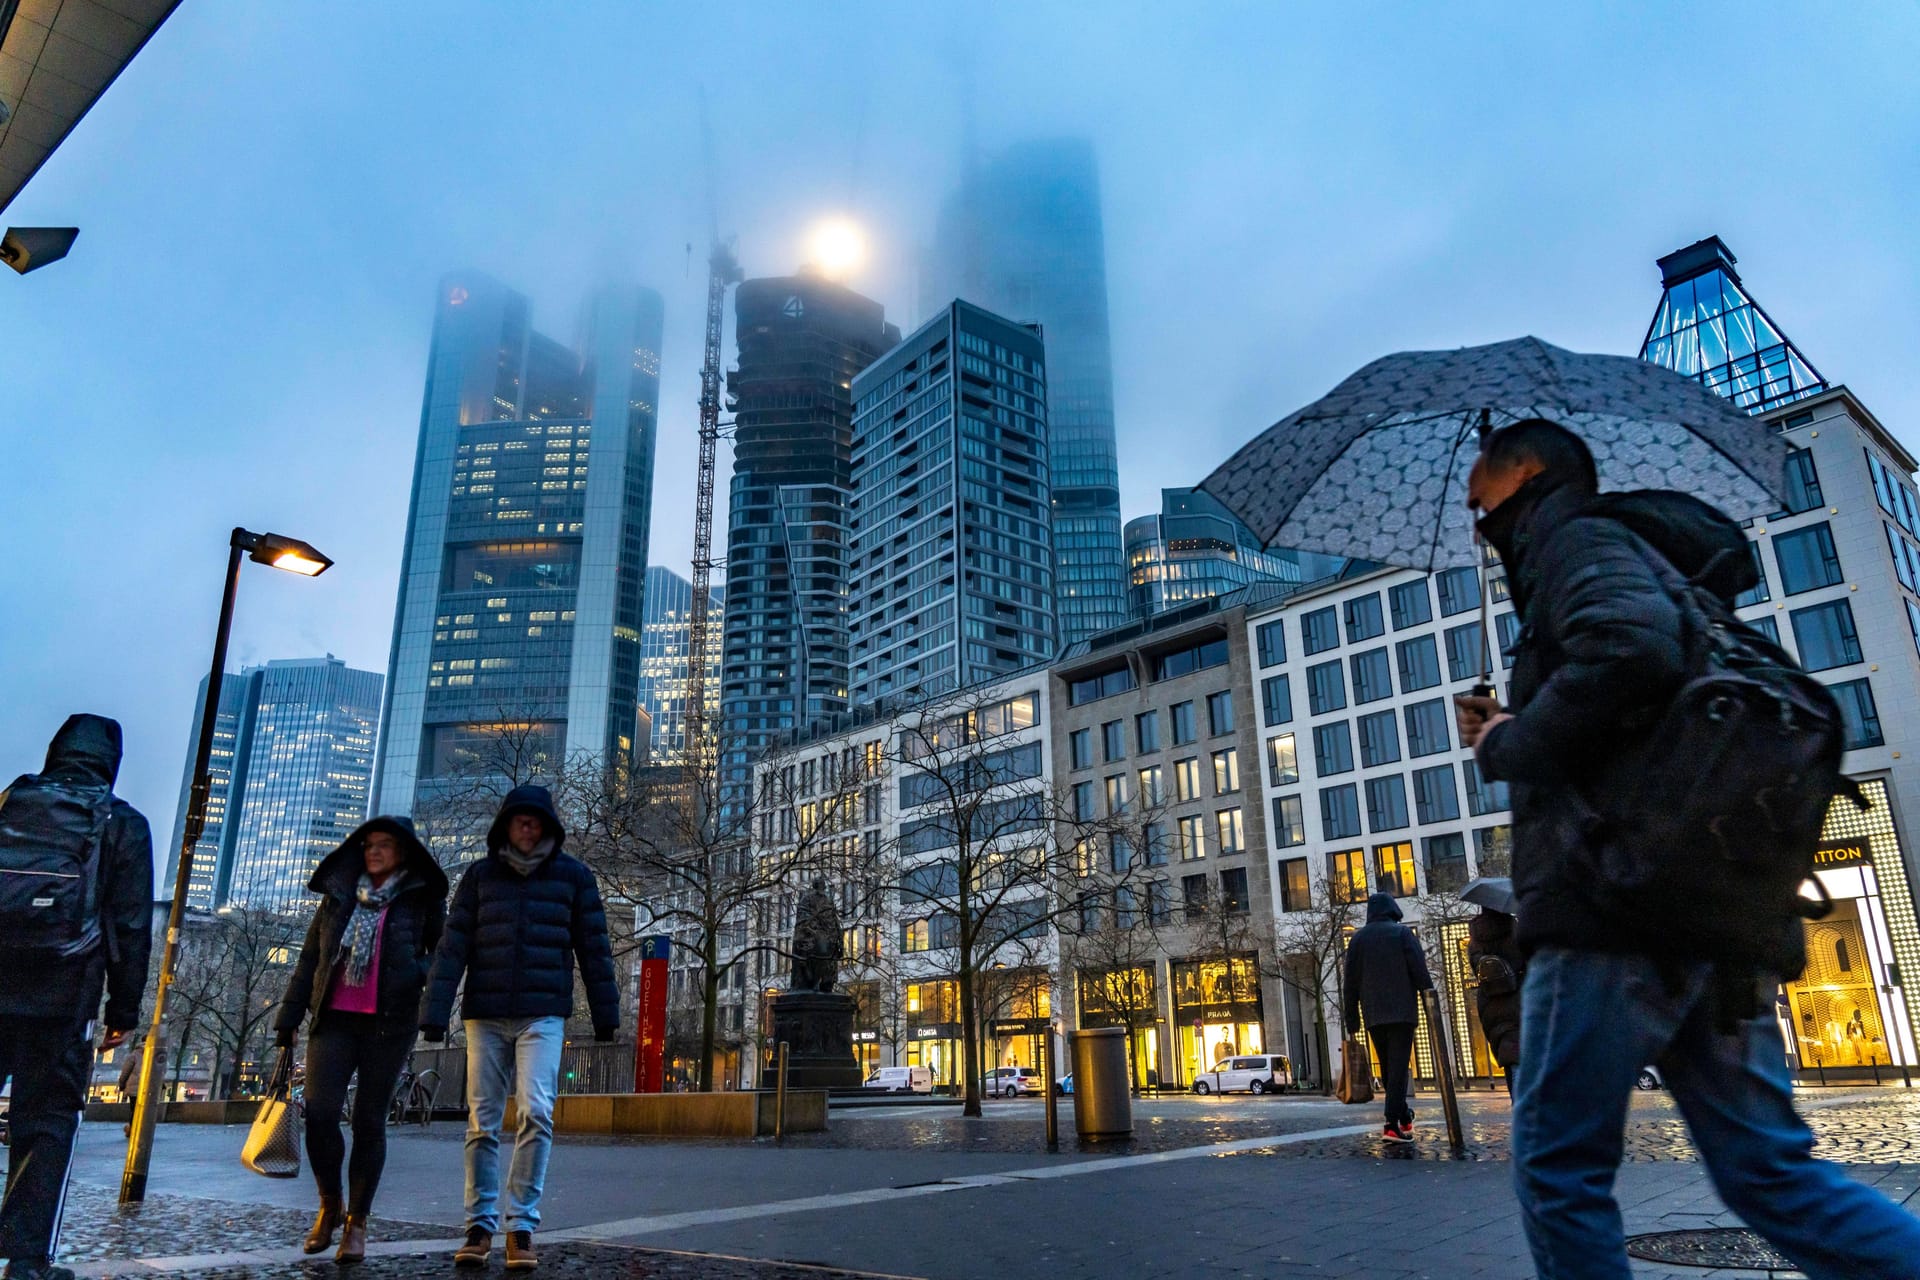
[759, 990, 864, 1089]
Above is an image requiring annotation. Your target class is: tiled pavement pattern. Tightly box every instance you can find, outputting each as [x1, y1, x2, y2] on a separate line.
[53, 1184, 450, 1267]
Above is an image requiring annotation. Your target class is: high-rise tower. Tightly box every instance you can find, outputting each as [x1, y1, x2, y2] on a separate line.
[636, 565, 722, 766]
[925, 139, 1127, 644]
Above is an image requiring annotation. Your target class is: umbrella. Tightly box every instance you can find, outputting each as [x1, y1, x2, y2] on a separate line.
[1460, 876, 1517, 915]
[1198, 336, 1789, 574]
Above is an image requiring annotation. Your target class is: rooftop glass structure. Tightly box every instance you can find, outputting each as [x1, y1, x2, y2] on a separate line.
[1124, 487, 1308, 620]
[1639, 235, 1826, 415]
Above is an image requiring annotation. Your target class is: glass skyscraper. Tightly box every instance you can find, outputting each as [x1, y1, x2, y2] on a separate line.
[373, 273, 665, 820]
[1639, 235, 1826, 414]
[164, 657, 383, 912]
[924, 138, 1127, 644]
[847, 300, 1056, 704]
[636, 564, 721, 766]
[1123, 487, 1309, 621]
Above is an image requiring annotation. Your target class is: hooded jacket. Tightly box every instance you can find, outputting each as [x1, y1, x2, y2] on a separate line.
[1341, 894, 1433, 1030]
[1475, 478, 1752, 954]
[0, 715, 154, 1028]
[274, 816, 449, 1039]
[419, 785, 619, 1036]
[1466, 909, 1523, 1070]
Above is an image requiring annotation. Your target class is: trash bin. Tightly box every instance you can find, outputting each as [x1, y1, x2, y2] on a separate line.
[1069, 1027, 1132, 1139]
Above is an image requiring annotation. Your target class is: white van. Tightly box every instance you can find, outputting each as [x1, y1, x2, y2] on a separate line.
[1193, 1054, 1292, 1095]
[863, 1065, 934, 1094]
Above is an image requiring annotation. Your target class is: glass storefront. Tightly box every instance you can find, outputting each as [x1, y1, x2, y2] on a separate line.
[1077, 964, 1163, 1087]
[1171, 956, 1265, 1087]
[906, 978, 962, 1087]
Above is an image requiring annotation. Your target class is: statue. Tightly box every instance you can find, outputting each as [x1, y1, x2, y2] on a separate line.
[789, 879, 843, 993]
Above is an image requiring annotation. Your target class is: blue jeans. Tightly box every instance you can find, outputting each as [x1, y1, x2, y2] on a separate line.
[1512, 948, 1920, 1280]
[463, 1016, 565, 1234]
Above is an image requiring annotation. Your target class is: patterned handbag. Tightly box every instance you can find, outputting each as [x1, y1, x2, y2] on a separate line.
[240, 1046, 300, 1178]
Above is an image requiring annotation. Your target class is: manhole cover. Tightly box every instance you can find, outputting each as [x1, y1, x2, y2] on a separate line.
[1626, 1228, 1795, 1270]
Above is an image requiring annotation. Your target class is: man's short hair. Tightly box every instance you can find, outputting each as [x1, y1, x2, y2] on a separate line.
[1482, 418, 1598, 494]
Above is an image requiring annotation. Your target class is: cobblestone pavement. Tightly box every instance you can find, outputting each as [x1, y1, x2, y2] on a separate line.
[76, 1239, 916, 1279]
[54, 1183, 451, 1267]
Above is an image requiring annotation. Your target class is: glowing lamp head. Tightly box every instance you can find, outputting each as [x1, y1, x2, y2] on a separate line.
[241, 531, 333, 578]
[806, 218, 867, 281]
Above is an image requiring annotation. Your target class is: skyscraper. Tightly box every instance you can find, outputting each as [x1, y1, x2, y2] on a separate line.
[719, 270, 899, 770]
[165, 657, 383, 912]
[373, 273, 665, 819]
[636, 565, 721, 766]
[847, 300, 1055, 704]
[924, 138, 1127, 644]
[1123, 487, 1308, 620]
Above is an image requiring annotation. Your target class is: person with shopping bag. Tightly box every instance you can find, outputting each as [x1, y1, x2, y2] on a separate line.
[1341, 888, 1433, 1143]
[273, 817, 447, 1265]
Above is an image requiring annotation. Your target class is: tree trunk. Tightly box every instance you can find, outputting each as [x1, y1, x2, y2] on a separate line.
[1313, 995, 1332, 1097]
[698, 938, 720, 1092]
[958, 956, 981, 1117]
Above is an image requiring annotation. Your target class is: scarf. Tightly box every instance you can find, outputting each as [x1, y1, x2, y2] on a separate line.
[340, 870, 408, 986]
[497, 836, 556, 877]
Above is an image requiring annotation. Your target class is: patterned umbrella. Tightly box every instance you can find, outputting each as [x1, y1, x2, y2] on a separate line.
[1198, 336, 1790, 572]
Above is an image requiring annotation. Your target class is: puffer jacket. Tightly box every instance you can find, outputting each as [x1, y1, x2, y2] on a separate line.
[419, 785, 619, 1037]
[1341, 893, 1433, 1030]
[275, 816, 449, 1039]
[1476, 477, 1752, 955]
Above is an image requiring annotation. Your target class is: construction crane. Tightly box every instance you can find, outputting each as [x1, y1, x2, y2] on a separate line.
[684, 236, 739, 765]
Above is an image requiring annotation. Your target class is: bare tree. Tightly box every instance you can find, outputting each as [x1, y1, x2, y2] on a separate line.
[1271, 891, 1359, 1094]
[1061, 897, 1166, 1091]
[160, 908, 300, 1098]
[843, 940, 913, 1070]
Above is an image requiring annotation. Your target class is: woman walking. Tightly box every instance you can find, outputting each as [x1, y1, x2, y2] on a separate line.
[274, 817, 447, 1265]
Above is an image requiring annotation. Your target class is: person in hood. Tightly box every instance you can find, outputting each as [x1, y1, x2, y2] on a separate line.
[1465, 907, 1522, 1091]
[0, 715, 152, 1280]
[420, 785, 617, 1272]
[1456, 420, 1920, 1280]
[1341, 888, 1433, 1142]
[274, 817, 447, 1265]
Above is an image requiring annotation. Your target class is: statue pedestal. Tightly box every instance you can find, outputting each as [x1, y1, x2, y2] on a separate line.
[759, 991, 864, 1089]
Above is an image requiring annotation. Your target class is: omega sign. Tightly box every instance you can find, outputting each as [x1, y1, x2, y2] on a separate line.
[1813, 840, 1870, 869]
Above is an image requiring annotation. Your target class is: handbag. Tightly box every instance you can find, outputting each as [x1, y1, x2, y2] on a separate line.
[240, 1046, 300, 1178]
[1335, 1034, 1374, 1105]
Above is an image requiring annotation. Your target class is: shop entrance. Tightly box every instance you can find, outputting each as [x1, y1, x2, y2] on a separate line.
[1171, 956, 1265, 1088]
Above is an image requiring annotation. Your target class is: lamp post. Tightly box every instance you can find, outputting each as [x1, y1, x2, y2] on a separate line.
[121, 527, 332, 1203]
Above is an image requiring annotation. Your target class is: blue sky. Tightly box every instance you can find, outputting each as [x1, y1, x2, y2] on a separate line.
[4, 2, 1916, 861]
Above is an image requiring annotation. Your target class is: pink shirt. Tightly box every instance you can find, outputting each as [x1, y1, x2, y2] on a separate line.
[327, 908, 387, 1015]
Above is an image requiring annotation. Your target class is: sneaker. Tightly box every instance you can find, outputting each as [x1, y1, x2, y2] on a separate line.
[3, 1261, 78, 1280]
[506, 1230, 538, 1271]
[1398, 1120, 1416, 1140]
[454, 1226, 492, 1267]
[1381, 1123, 1411, 1143]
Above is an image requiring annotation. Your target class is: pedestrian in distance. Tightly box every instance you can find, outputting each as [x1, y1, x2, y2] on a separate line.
[0, 715, 154, 1280]
[1466, 907, 1523, 1092]
[1341, 884, 1434, 1143]
[420, 785, 618, 1272]
[273, 816, 448, 1265]
[1457, 418, 1920, 1279]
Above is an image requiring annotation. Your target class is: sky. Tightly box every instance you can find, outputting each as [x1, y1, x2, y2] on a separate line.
[4, 2, 1917, 870]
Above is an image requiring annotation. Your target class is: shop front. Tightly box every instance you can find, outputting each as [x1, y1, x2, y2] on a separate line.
[1076, 964, 1163, 1089]
[984, 968, 1053, 1073]
[851, 1029, 882, 1078]
[905, 978, 963, 1088]
[1171, 956, 1265, 1088]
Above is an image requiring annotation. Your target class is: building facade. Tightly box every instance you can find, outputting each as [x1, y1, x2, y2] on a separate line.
[1123, 486, 1311, 620]
[635, 565, 721, 766]
[162, 674, 251, 911]
[373, 273, 665, 819]
[924, 139, 1127, 643]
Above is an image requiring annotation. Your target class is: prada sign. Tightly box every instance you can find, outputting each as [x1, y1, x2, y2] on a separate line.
[1813, 841, 1870, 869]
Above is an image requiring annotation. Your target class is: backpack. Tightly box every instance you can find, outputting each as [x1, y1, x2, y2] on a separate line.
[1584, 539, 1850, 980]
[0, 774, 115, 962]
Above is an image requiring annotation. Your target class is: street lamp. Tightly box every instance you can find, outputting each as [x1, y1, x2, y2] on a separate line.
[121, 527, 332, 1203]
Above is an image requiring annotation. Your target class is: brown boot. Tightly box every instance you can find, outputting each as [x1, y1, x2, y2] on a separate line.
[335, 1214, 367, 1265]
[454, 1226, 493, 1268]
[303, 1196, 343, 1254]
[505, 1230, 538, 1270]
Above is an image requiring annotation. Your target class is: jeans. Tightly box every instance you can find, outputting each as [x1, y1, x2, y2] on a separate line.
[0, 1013, 90, 1264]
[463, 1016, 565, 1234]
[1367, 1021, 1415, 1129]
[1512, 947, 1920, 1280]
[303, 1012, 418, 1216]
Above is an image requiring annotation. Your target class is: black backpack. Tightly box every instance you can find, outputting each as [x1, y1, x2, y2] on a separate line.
[0, 774, 115, 962]
[1584, 540, 1850, 980]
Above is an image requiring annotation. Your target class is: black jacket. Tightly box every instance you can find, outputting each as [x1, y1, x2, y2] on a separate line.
[420, 785, 619, 1036]
[1476, 479, 1751, 954]
[1342, 894, 1433, 1029]
[0, 715, 154, 1029]
[275, 817, 449, 1039]
[1467, 909, 1523, 1069]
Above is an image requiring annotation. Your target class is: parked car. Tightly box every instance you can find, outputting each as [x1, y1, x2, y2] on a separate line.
[1192, 1054, 1292, 1095]
[864, 1066, 934, 1094]
[1636, 1066, 1664, 1091]
[981, 1066, 1045, 1097]
[1054, 1072, 1074, 1096]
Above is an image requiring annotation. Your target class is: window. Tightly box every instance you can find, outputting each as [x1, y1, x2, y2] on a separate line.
[1365, 775, 1409, 832]
[1302, 606, 1340, 655]
[1143, 821, 1170, 866]
[902, 919, 930, 953]
[1887, 526, 1919, 594]
[1178, 815, 1207, 861]
[1105, 774, 1130, 815]
[1781, 448, 1823, 514]
[1071, 781, 1096, 822]
[1830, 678, 1884, 750]
[1171, 701, 1197, 745]
[1256, 618, 1286, 667]
[1475, 824, 1512, 867]
[1464, 760, 1509, 816]
[1350, 648, 1393, 704]
[1412, 763, 1460, 824]
[1405, 699, 1451, 757]
[1147, 878, 1173, 925]
[1207, 690, 1235, 736]
[1278, 857, 1311, 913]
[1327, 848, 1367, 903]
[1396, 634, 1441, 692]
[1219, 867, 1250, 914]
[1261, 674, 1293, 726]
[1790, 600, 1863, 670]
[1312, 721, 1354, 775]
[1390, 580, 1433, 630]
[1345, 593, 1385, 643]
[1216, 808, 1245, 855]
[1110, 833, 1135, 874]
[1495, 612, 1523, 669]
[1069, 728, 1092, 769]
[1751, 615, 1781, 646]
[1266, 733, 1299, 786]
[1733, 541, 1771, 609]
[1151, 636, 1230, 681]
[1068, 666, 1135, 705]
[1138, 764, 1165, 805]
[1136, 711, 1161, 753]
[1357, 710, 1400, 767]
[1374, 841, 1417, 897]
[1437, 567, 1480, 617]
[1443, 622, 1487, 682]
[1182, 874, 1209, 919]
[1102, 720, 1127, 762]
[1774, 523, 1844, 595]
[1212, 748, 1240, 794]
[1424, 832, 1468, 893]
[1271, 795, 1305, 848]
[1174, 756, 1201, 801]
[1306, 660, 1347, 714]
[1320, 784, 1361, 839]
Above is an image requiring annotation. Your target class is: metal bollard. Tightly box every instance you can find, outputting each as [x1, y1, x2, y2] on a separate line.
[1069, 1027, 1132, 1140]
[1043, 1027, 1059, 1151]
[774, 1041, 788, 1144]
[1420, 988, 1465, 1156]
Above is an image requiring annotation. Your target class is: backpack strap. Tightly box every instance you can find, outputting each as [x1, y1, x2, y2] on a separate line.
[87, 788, 119, 966]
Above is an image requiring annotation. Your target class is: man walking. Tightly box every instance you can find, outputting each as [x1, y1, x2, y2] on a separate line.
[0, 716, 153, 1280]
[1341, 886, 1432, 1142]
[1458, 419, 1920, 1279]
[421, 785, 617, 1272]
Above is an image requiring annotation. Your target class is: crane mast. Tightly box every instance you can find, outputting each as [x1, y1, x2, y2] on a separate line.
[685, 240, 738, 764]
